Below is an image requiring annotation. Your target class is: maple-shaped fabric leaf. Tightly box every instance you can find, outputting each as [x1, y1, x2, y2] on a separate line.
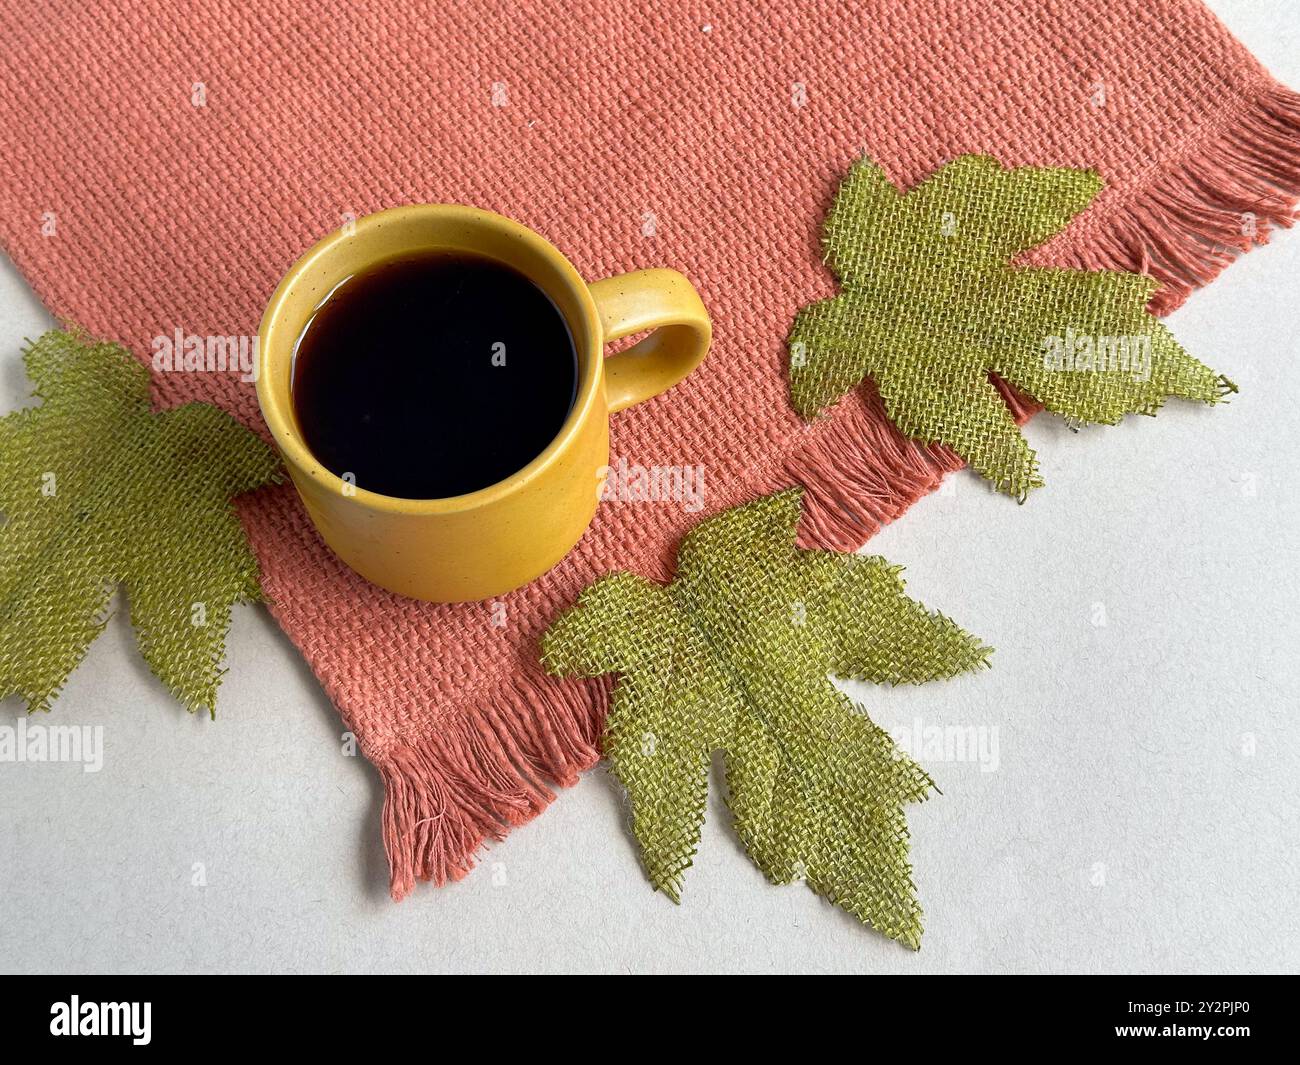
[543, 489, 990, 947]
[0, 330, 280, 715]
[789, 154, 1235, 497]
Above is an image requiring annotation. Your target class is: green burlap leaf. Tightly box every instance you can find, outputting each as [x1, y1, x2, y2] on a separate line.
[543, 489, 990, 947]
[0, 329, 281, 716]
[789, 155, 1235, 498]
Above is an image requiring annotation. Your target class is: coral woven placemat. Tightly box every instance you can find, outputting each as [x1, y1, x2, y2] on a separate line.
[0, 0, 1296, 897]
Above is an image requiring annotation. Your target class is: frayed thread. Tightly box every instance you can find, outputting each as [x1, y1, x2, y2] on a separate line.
[378, 668, 606, 900]
[770, 382, 1037, 551]
[1068, 84, 1300, 314]
[766, 388, 959, 551]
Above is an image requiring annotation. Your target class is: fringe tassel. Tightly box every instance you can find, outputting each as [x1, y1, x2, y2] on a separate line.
[378, 666, 607, 900]
[765, 382, 1037, 552]
[1067, 84, 1300, 314]
[762, 387, 961, 551]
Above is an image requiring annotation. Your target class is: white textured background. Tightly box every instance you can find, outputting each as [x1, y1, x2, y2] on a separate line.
[1, 0, 1297, 974]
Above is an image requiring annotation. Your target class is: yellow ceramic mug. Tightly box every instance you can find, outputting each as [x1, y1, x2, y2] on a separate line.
[257, 205, 711, 602]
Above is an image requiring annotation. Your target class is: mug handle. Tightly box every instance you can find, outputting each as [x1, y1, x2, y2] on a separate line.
[587, 269, 712, 413]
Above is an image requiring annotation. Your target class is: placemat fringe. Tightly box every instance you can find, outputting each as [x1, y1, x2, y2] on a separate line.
[768, 385, 1039, 552]
[1076, 83, 1300, 314]
[378, 670, 605, 899]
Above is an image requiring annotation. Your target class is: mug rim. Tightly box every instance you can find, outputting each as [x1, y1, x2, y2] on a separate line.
[256, 204, 603, 516]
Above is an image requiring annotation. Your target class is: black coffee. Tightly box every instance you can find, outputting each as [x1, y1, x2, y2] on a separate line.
[291, 250, 578, 499]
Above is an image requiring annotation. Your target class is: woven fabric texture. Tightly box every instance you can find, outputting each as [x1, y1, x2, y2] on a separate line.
[0, 0, 1297, 895]
[0, 331, 280, 715]
[544, 489, 990, 948]
[790, 155, 1235, 498]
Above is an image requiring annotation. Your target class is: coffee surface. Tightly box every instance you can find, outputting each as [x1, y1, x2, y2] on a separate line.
[291, 250, 578, 499]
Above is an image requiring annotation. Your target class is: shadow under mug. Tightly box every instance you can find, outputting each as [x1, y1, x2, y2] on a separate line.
[256, 205, 712, 603]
